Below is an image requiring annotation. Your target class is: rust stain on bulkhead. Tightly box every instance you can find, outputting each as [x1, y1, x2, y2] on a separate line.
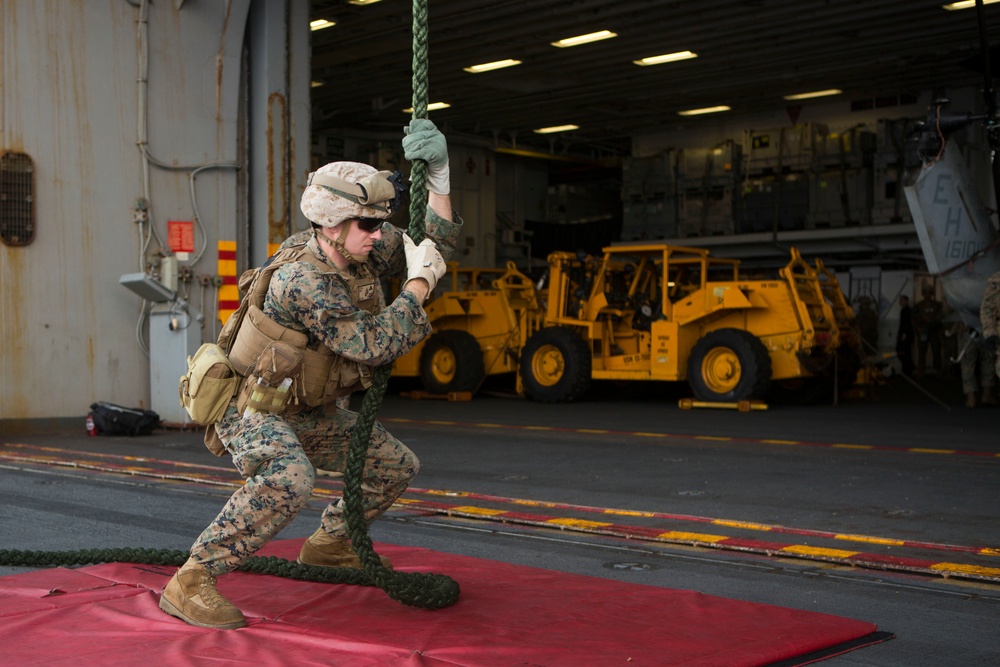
[266, 92, 288, 242]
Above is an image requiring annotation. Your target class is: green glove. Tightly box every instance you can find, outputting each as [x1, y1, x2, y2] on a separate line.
[403, 119, 450, 195]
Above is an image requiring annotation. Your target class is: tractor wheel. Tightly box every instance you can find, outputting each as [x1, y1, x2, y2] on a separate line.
[419, 330, 485, 394]
[687, 329, 771, 402]
[520, 327, 591, 403]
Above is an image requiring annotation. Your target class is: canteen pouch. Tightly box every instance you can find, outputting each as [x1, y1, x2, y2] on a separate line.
[179, 343, 239, 425]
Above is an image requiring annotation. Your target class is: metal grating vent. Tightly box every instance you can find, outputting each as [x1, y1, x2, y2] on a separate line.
[0, 152, 36, 246]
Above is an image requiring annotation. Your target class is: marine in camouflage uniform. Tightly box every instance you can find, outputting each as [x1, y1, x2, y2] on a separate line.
[159, 119, 458, 630]
[980, 270, 1000, 380]
[954, 321, 996, 408]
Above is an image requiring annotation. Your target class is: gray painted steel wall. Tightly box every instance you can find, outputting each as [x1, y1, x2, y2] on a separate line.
[1, 0, 310, 423]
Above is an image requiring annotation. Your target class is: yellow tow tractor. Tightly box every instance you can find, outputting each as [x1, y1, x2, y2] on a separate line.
[392, 243, 860, 403]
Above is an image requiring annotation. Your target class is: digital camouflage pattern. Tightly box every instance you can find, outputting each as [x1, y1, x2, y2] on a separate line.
[188, 209, 462, 575]
[980, 271, 1000, 339]
[192, 401, 418, 573]
[955, 323, 996, 395]
[980, 271, 1000, 377]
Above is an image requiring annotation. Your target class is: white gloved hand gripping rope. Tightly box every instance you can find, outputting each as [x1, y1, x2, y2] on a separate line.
[403, 233, 447, 293]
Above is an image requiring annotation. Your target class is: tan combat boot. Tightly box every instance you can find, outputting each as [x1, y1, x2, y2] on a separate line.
[297, 527, 392, 569]
[982, 390, 997, 406]
[159, 559, 246, 630]
[966, 392, 977, 409]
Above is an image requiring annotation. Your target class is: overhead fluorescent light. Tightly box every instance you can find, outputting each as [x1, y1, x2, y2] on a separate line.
[633, 51, 697, 66]
[551, 30, 617, 48]
[783, 89, 842, 100]
[402, 102, 452, 113]
[678, 105, 731, 116]
[311, 81, 324, 88]
[348, 0, 383, 5]
[534, 124, 579, 134]
[943, 0, 1000, 9]
[309, 19, 335, 31]
[463, 59, 522, 73]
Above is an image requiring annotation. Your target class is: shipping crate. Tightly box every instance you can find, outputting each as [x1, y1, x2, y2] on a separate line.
[806, 168, 874, 228]
[622, 152, 676, 199]
[621, 197, 679, 240]
[736, 174, 810, 233]
[676, 142, 742, 180]
[744, 123, 828, 174]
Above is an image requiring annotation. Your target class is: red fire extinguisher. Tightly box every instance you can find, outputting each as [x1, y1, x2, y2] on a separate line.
[86, 413, 97, 437]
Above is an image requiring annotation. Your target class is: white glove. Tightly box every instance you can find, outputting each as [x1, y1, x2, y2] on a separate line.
[402, 118, 450, 195]
[403, 234, 447, 294]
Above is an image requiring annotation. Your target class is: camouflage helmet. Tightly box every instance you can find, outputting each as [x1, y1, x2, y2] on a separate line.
[299, 161, 403, 228]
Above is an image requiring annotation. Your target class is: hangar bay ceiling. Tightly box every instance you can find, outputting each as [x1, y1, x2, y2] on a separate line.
[307, 1, 1000, 269]
[308, 0, 1000, 159]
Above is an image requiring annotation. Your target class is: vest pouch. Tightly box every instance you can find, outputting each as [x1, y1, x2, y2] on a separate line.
[179, 343, 239, 425]
[229, 304, 309, 376]
[239, 341, 304, 417]
[301, 347, 336, 406]
[323, 355, 372, 401]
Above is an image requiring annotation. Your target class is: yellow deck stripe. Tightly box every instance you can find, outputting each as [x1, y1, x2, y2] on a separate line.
[449, 506, 507, 516]
[713, 519, 774, 530]
[547, 518, 613, 529]
[834, 534, 904, 546]
[781, 545, 859, 558]
[659, 531, 728, 543]
[930, 562, 1000, 577]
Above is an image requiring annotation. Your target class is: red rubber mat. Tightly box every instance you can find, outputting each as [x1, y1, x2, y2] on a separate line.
[0, 540, 889, 666]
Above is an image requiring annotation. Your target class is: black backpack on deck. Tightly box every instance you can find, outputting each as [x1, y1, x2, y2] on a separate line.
[89, 402, 161, 436]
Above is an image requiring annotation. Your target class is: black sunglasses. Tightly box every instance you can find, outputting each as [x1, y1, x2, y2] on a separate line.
[355, 217, 385, 233]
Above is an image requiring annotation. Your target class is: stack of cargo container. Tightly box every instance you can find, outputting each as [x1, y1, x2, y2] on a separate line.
[620, 151, 678, 240]
[871, 118, 922, 225]
[619, 119, 917, 243]
[806, 126, 876, 228]
[676, 142, 742, 237]
[738, 123, 826, 233]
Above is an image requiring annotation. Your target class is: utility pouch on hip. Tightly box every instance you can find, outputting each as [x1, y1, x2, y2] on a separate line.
[179, 343, 239, 425]
[237, 340, 303, 416]
[204, 424, 227, 457]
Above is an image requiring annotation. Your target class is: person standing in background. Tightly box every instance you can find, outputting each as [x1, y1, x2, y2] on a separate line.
[895, 295, 914, 377]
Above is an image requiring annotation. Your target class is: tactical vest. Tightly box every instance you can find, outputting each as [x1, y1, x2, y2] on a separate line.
[218, 241, 380, 412]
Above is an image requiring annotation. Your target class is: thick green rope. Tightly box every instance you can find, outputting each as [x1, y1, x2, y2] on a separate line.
[337, 0, 459, 609]
[0, 0, 459, 611]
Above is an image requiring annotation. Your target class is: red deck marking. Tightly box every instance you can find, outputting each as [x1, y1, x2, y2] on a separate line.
[2, 442, 998, 584]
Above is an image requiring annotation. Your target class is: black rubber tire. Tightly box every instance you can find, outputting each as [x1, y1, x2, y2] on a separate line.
[520, 327, 592, 403]
[418, 329, 485, 394]
[687, 329, 772, 402]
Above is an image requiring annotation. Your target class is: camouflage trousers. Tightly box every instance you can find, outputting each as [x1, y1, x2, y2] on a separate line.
[958, 331, 997, 395]
[189, 400, 419, 575]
